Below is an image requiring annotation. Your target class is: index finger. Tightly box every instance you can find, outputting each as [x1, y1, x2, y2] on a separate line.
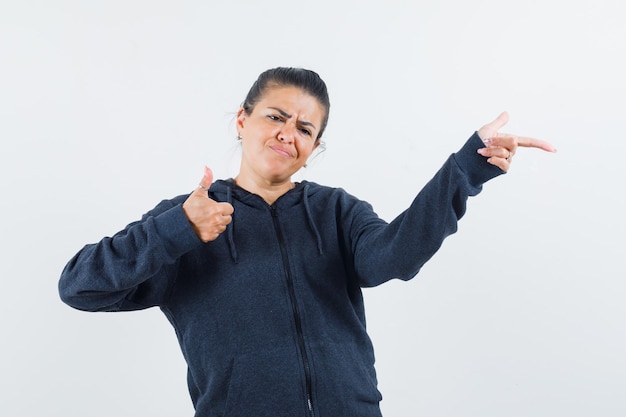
[516, 136, 557, 153]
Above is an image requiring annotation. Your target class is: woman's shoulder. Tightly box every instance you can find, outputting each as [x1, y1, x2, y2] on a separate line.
[300, 180, 348, 196]
[300, 181, 369, 207]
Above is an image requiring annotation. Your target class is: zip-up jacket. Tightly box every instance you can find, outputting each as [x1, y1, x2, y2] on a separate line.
[59, 132, 503, 417]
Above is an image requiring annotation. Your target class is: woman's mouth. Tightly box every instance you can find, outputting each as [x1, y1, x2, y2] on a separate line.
[269, 145, 294, 158]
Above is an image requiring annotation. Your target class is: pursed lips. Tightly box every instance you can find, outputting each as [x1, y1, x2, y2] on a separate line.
[269, 145, 295, 158]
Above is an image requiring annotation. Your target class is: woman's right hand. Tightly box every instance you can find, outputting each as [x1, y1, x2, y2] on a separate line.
[182, 166, 234, 242]
[477, 112, 557, 172]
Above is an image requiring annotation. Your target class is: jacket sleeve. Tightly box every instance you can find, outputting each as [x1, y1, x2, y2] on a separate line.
[58, 196, 202, 312]
[350, 132, 504, 287]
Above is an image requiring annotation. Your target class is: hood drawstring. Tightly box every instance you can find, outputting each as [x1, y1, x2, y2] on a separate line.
[303, 184, 324, 255]
[225, 185, 238, 263]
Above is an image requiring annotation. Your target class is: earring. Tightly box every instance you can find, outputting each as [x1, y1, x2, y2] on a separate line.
[237, 135, 242, 141]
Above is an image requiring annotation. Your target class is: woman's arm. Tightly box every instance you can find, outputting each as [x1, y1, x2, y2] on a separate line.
[351, 113, 555, 287]
[58, 196, 201, 312]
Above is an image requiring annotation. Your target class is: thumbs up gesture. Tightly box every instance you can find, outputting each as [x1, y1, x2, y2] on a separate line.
[182, 166, 234, 242]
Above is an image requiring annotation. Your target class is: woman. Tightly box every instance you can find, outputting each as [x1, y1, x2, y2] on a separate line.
[59, 67, 555, 417]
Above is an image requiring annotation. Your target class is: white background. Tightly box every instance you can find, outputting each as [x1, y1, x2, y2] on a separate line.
[2, 1, 625, 416]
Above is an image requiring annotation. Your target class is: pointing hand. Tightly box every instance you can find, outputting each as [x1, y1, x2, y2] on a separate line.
[477, 112, 556, 172]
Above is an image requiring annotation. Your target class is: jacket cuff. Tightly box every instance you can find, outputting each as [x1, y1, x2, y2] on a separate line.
[453, 131, 505, 187]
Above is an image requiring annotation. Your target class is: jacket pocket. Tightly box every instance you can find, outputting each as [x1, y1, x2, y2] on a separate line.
[310, 343, 383, 416]
[222, 347, 309, 417]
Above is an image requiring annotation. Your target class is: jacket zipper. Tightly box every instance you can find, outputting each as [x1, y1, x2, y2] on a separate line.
[270, 205, 315, 417]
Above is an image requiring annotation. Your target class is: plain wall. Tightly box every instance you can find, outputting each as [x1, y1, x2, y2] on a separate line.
[1, 0, 625, 415]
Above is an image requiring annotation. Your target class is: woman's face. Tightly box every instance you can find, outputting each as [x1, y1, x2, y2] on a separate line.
[236, 85, 324, 184]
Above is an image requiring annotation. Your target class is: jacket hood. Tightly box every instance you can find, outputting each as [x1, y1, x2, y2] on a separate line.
[208, 179, 325, 263]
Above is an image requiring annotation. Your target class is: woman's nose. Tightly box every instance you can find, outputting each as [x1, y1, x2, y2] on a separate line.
[278, 123, 296, 143]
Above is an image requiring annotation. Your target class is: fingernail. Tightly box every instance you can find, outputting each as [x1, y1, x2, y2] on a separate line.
[477, 148, 486, 156]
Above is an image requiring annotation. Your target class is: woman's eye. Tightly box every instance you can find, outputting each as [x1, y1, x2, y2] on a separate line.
[300, 128, 311, 136]
[267, 115, 281, 121]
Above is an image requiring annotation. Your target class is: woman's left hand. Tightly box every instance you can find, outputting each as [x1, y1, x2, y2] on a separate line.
[477, 112, 557, 172]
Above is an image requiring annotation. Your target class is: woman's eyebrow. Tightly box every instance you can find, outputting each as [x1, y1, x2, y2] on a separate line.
[268, 107, 317, 130]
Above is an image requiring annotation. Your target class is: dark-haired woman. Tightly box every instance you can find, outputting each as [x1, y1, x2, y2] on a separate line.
[59, 67, 555, 417]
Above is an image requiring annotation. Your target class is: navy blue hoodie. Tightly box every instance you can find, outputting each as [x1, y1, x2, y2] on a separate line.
[59, 133, 503, 417]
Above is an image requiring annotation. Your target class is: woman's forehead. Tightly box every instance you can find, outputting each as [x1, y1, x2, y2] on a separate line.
[259, 85, 318, 104]
[256, 86, 324, 118]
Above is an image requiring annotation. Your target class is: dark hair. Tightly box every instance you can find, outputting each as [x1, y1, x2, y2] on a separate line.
[242, 67, 330, 140]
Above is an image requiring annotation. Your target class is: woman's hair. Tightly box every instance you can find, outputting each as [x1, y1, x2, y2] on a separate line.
[242, 67, 330, 140]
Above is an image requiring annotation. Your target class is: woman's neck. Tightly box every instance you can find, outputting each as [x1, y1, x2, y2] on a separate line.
[233, 174, 295, 206]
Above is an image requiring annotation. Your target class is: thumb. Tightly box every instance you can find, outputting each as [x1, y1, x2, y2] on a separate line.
[478, 111, 510, 142]
[489, 111, 510, 132]
[198, 166, 214, 191]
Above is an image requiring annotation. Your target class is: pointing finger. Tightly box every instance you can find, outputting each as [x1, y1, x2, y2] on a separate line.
[489, 133, 557, 153]
[516, 136, 557, 153]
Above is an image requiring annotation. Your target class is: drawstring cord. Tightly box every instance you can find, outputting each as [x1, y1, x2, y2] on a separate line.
[302, 184, 324, 255]
[225, 185, 238, 263]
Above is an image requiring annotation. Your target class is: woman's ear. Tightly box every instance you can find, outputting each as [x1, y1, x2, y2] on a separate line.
[236, 107, 247, 132]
